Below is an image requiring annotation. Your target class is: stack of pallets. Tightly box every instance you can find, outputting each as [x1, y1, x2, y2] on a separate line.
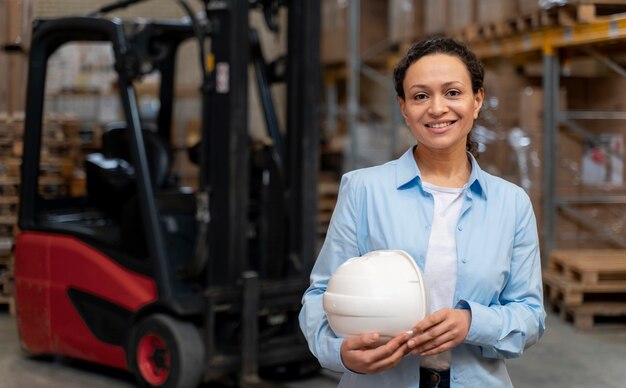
[543, 249, 626, 329]
[0, 264, 14, 315]
[0, 113, 86, 315]
[0, 114, 19, 315]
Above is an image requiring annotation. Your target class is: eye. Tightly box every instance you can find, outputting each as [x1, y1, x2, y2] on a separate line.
[447, 89, 461, 97]
[413, 93, 428, 101]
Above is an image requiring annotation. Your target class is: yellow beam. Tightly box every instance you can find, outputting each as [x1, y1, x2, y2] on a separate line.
[467, 16, 626, 59]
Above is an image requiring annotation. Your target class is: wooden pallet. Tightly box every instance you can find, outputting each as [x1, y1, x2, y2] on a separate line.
[563, 302, 626, 330]
[543, 249, 626, 329]
[0, 237, 13, 260]
[548, 249, 626, 284]
[0, 266, 13, 295]
[543, 270, 626, 306]
[555, 1, 626, 25]
[514, 10, 559, 31]
[0, 294, 15, 316]
[0, 196, 18, 205]
[0, 214, 17, 226]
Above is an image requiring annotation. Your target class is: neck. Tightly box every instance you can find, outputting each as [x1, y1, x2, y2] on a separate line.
[413, 145, 471, 188]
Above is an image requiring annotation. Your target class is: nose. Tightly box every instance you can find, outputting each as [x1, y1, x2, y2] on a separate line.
[428, 95, 448, 116]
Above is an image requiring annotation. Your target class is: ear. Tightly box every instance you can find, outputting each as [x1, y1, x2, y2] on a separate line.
[397, 96, 407, 120]
[473, 88, 484, 120]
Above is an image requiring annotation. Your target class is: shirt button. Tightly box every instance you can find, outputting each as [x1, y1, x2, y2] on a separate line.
[453, 375, 458, 381]
[457, 225, 463, 231]
[461, 258, 467, 264]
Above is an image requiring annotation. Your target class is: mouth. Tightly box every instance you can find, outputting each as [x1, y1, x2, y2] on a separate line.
[425, 120, 457, 132]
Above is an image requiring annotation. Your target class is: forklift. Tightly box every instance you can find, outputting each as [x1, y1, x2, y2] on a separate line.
[14, 0, 320, 387]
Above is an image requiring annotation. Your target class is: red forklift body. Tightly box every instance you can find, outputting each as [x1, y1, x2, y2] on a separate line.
[15, 231, 157, 369]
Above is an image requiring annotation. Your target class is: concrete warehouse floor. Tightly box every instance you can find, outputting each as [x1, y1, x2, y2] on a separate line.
[1, 309, 626, 388]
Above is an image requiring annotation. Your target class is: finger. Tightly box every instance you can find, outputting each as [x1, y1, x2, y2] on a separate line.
[418, 338, 457, 356]
[369, 342, 410, 373]
[344, 333, 380, 351]
[361, 332, 411, 364]
[408, 323, 446, 350]
[388, 331, 411, 347]
[408, 317, 458, 351]
[410, 317, 470, 355]
[412, 310, 447, 333]
[358, 332, 422, 374]
[410, 331, 455, 355]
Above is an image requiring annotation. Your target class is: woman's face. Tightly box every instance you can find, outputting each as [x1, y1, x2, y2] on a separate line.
[398, 53, 483, 155]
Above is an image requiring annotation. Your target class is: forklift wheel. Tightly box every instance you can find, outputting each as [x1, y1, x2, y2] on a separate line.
[128, 314, 205, 388]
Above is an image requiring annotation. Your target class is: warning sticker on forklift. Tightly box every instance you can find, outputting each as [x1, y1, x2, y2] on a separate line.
[216, 62, 230, 93]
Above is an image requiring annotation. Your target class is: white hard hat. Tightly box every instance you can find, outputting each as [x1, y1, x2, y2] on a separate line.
[323, 250, 429, 340]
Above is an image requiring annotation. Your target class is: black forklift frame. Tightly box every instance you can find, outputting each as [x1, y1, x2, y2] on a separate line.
[18, 0, 320, 382]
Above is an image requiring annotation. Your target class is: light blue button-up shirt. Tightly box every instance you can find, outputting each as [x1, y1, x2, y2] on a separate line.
[299, 146, 546, 387]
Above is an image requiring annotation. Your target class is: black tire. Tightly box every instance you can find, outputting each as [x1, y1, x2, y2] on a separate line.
[128, 314, 204, 388]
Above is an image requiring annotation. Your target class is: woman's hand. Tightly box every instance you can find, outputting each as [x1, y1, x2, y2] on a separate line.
[407, 308, 471, 356]
[340, 332, 411, 374]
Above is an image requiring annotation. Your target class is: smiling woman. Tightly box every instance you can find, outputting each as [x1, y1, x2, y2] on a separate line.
[400, 55, 482, 156]
[300, 37, 546, 388]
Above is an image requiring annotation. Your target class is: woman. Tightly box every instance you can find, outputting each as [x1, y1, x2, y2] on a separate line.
[299, 37, 545, 387]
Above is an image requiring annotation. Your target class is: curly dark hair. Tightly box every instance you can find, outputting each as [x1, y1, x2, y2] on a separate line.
[393, 37, 484, 157]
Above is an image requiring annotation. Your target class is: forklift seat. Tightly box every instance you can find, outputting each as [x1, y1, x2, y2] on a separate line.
[85, 122, 196, 262]
[100, 122, 172, 188]
[94, 124, 196, 264]
[85, 123, 172, 221]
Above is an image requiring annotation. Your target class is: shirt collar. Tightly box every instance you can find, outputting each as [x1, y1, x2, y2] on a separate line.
[395, 146, 487, 199]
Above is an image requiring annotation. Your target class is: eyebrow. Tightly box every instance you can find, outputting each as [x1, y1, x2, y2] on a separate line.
[408, 81, 465, 91]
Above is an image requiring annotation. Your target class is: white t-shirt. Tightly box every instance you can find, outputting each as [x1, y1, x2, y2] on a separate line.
[419, 182, 465, 371]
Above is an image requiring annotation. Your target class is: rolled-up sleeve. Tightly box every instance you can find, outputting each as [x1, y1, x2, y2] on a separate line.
[299, 173, 361, 372]
[458, 188, 546, 359]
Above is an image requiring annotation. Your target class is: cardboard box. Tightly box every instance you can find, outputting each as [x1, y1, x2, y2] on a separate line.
[449, 0, 476, 31]
[6, 0, 32, 50]
[518, 86, 567, 135]
[0, 0, 30, 114]
[477, 62, 530, 182]
[389, 0, 422, 44]
[477, 0, 518, 24]
[321, 0, 389, 64]
[0, 54, 7, 114]
[0, 0, 6, 44]
[7, 55, 26, 114]
[517, 0, 541, 15]
[0, 53, 26, 115]
[423, 0, 447, 35]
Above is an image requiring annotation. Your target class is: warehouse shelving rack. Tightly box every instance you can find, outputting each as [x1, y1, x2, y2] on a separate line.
[325, 3, 626, 259]
[469, 15, 626, 259]
[323, 0, 406, 172]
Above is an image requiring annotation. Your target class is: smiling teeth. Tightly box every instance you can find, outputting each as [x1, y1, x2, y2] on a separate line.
[428, 122, 452, 128]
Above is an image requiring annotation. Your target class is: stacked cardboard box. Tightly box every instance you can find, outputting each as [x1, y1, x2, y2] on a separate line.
[322, 0, 390, 64]
[389, 0, 423, 44]
[477, 0, 519, 24]
[557, 76, 626, 248]
[0, 0, 31, 115]
[518, 0, 542, 15]
[423, 0, 447, 36]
